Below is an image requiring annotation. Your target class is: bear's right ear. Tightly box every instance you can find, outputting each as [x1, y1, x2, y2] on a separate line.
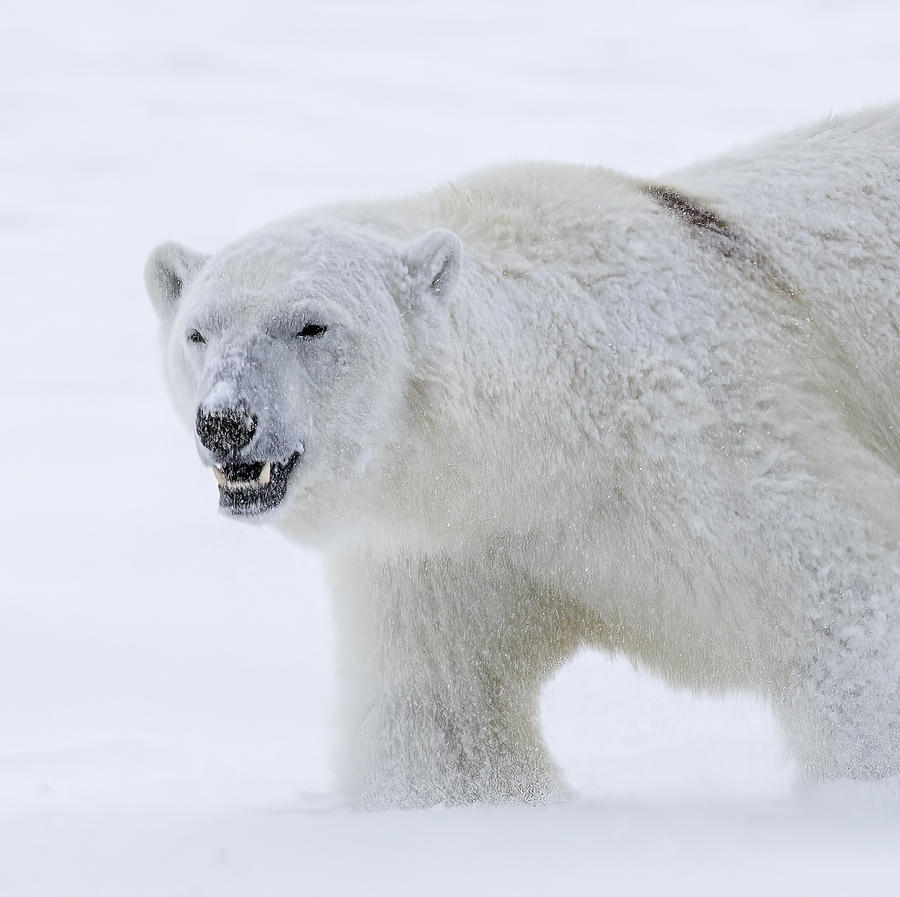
[400, 228, 463, 308]
[144, 241, 208, 319]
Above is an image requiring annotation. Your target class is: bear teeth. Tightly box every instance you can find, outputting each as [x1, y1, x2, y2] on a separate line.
[213, 462, 272, 489]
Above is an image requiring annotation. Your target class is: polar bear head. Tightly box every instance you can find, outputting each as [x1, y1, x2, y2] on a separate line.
[145, 219, 462, 541]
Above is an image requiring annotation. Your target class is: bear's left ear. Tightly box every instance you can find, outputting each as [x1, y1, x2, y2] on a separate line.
[401, 228, 463, 306]
[144, 241, 209, 319]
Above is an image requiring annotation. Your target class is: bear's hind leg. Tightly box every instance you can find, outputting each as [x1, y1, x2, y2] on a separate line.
[775, 567, 900, 782]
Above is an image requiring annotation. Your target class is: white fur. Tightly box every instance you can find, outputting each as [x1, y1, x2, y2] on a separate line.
[147, 103, 900, 807]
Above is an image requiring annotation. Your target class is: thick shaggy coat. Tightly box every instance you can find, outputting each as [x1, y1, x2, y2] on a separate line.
[146, 104, 900, 807]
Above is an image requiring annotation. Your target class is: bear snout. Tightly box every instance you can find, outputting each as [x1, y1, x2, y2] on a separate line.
[196, 403, 258, 457]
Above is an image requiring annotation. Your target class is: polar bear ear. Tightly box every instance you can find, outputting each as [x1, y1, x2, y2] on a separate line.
[145, 241, 208, 319]
[401, 228, 463, 305]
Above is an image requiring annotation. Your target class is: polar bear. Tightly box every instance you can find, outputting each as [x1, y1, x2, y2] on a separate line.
[146, 104, 900, 808]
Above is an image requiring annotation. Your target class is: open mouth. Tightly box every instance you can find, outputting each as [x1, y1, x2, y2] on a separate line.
[213, 451, 302, 516]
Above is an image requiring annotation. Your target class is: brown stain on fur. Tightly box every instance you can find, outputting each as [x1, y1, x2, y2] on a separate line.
[644, 184, 736, 249]
[643, 182, 799, 301]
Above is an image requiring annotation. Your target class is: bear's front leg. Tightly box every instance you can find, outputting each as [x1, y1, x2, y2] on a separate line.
[327, 550, 572, 809]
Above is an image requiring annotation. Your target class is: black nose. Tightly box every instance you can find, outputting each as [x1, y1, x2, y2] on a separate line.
[196, 403, 258, 456]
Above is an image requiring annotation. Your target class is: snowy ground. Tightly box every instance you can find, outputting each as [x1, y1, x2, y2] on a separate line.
[2, 1, 899, 894]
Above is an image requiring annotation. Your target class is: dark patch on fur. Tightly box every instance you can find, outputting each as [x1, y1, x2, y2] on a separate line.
[644, 182, 799, 300]
[645, 184, 732, 238]
[644, 183, 743, 258]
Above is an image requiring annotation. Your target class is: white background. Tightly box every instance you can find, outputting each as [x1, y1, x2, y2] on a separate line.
[2, 1, 899, 894]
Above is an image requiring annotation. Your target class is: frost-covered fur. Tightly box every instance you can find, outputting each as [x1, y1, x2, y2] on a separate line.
[146, 104, 900, 807]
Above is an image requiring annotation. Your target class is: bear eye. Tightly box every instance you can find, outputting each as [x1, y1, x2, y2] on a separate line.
[187, 329, 206, 345]
[296, 323, 328, 340]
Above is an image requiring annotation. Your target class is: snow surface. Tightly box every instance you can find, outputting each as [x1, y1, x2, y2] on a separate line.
[2, 1, 899, 894]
